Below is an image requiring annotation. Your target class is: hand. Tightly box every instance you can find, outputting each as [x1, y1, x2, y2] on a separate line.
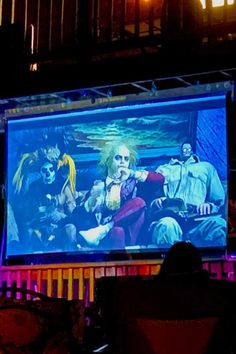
[151, 197, 166, 210]
[46, 194, 58, 206]
[196, 203, 211, 216]
[90, 180, 105, 198]
[116, 167, 131, 181]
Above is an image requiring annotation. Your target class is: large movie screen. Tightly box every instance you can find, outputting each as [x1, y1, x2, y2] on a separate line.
[4, 91, 228, 262]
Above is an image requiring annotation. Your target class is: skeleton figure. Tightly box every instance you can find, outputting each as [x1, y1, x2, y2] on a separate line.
[13, 141, 76, 196]
[40, 162, 56, 185]
[11, 135, 78, 253]
[18, 158, 77, 253]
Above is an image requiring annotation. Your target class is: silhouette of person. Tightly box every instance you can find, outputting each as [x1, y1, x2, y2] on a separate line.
[160, 240, 203, 276]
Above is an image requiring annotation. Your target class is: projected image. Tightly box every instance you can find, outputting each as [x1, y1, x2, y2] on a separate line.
[6, 101, 228, 258]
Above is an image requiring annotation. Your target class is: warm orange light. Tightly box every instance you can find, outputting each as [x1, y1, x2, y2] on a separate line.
[200, 0, 234, 8]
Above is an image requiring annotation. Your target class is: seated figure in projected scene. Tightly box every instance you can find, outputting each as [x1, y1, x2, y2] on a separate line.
[68, 140, 164, 250]
[149, 141, 226, 248]
[12, 141, 78, 252]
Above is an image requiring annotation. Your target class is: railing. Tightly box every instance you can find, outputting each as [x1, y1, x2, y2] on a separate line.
[0, 258, 235, 303]
[1, 0, 236, 66]
[0, 0, 162, 57]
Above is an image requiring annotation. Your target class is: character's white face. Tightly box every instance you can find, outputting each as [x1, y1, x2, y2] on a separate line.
[109, 145, 130, 176]
[40, 162, 56, 184]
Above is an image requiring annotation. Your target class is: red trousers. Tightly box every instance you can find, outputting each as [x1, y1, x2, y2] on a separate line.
[99, 197, 146, 250]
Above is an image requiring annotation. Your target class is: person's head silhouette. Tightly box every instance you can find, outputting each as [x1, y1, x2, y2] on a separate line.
[160, 241, 203, 275]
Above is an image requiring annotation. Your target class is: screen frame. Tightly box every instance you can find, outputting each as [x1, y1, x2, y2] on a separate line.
[1, 85, 231, 265]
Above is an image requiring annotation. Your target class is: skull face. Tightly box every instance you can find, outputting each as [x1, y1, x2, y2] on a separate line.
[40, 162, 56, 184]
